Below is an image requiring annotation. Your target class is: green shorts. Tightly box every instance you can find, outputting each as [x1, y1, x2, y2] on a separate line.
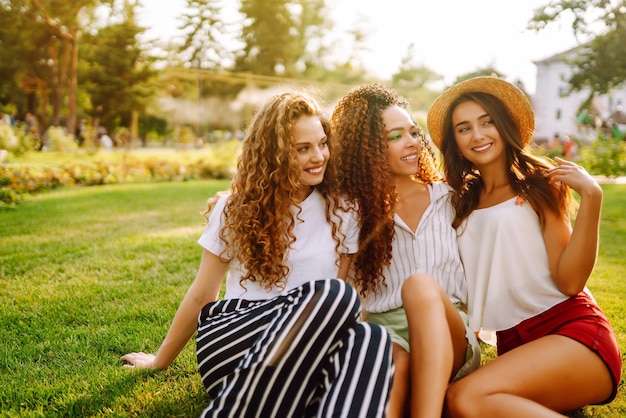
[366, 305, 481, 381]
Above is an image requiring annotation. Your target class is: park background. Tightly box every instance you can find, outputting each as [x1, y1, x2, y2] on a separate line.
[1, 0, 625, 416]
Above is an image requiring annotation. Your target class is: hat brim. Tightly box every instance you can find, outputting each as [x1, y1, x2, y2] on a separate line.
[427, 76, 534, 150]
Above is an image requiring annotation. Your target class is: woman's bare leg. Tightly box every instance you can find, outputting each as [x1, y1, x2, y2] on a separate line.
[387, 343, 410, 418]
[444, 335, 613, 418]
[402, 273, 468, 418]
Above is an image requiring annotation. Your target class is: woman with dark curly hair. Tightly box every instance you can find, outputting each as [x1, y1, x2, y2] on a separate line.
[122, 91, 393, 417]
[332, 84, 480, 418]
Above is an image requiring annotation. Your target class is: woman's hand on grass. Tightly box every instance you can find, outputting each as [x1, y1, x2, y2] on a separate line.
[121, 352, 157, 369]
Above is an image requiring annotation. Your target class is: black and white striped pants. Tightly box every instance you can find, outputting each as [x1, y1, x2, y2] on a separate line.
[196, 278, 393, 417]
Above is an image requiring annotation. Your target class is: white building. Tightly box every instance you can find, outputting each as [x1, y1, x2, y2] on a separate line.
[532, 45, 626, 143]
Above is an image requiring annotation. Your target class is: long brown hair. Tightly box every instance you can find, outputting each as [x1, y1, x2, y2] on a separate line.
[204, 92, 347, 291]
[332, 83, 441, 296]
[440, 92, 572, 228]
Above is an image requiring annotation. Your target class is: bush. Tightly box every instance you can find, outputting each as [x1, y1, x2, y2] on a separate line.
[0, 124, 18, 150]
[534, 143, 565, 160]
[0, 124, 38, 156]
[46, 126, 78, 152]
[0, 143, 242, 206]
[578, 134, 626, 178]
[0, 186, 20, 207]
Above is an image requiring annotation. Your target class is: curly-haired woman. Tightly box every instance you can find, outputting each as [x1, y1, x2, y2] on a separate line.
[332, 84, 480, 418]
[122, 92, 393, 417]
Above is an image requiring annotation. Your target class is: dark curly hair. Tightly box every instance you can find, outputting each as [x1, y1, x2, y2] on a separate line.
[203, 91, 347, 291]
[332, 83, 442, 296]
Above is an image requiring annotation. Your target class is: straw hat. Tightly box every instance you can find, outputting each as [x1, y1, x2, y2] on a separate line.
[427, 76, 534, 149]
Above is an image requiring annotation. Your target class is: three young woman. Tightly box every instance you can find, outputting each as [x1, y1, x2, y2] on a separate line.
[122, 92, 393, 417]
[427, 76, 622, 417]
[122, 78, 621, 417]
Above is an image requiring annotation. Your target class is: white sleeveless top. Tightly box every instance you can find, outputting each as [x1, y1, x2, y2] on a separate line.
[457, 196, 569, 332]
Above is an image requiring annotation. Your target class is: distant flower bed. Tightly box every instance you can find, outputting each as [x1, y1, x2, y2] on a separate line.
[0, 156, 236, 208]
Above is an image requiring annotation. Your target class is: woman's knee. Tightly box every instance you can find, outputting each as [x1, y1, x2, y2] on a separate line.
[444, 379, 480, 418]
[401, 273, 441, 306]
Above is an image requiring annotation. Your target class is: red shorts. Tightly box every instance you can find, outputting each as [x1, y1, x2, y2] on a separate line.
[496, 292, 622, 404]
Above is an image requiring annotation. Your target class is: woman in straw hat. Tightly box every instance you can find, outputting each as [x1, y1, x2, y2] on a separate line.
[428, 76, 622, 416]
[332, 83, 481, 418]
[122, 91, 393, 417]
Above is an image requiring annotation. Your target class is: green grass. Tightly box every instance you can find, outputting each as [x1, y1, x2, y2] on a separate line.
[0, 181, 624, 417]
[0, 180, 230, 417]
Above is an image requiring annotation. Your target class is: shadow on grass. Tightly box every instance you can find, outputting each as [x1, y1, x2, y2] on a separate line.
[138, 385, 209, 418]
[564, 408, 591, 417]
[58, 369, 209, 417]
[56, 372, 141, 416]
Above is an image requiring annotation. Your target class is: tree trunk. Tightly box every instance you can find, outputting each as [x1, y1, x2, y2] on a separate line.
[130, 110, 138, 146]
[38, 81, 49, 137]
[48, 39, 61, 127]
[66, 27, 78, 137]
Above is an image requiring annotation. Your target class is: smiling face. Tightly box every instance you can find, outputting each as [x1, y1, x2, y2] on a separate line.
[382, 106, 422, 178]
[451, 100, 506, 169]
[292, 115, 329, 195]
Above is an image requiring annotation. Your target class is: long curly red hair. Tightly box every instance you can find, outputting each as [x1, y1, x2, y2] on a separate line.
[204, 92, 347, 291]
[332, 84, 442, 296]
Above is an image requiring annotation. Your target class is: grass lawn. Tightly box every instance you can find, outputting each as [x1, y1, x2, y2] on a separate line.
[0, 181, 624, 417]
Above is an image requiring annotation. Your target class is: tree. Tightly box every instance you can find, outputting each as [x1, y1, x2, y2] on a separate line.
[290, 0, 330, 73]
[235, 0, 330, 77]
[172, 0, 244, 98]
[0, 0, 109, 134]
[0, 3, 47, 118]
[236, 0, 294, 76]
[28, 0, 109, 135]
[0, 1, 71, 128]
[80, 0, 157, 141]
[390, 43, 443, 111]
[529, 0, 626, 95]
[176, 0, 234, 69]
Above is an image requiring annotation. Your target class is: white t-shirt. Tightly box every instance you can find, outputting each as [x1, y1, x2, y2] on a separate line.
[457, 196, 570, 332]
[198, 190, 359, 300]
[361, 182, 467, 314]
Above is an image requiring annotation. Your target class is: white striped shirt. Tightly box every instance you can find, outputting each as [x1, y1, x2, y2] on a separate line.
[361, 182, 467, 314]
